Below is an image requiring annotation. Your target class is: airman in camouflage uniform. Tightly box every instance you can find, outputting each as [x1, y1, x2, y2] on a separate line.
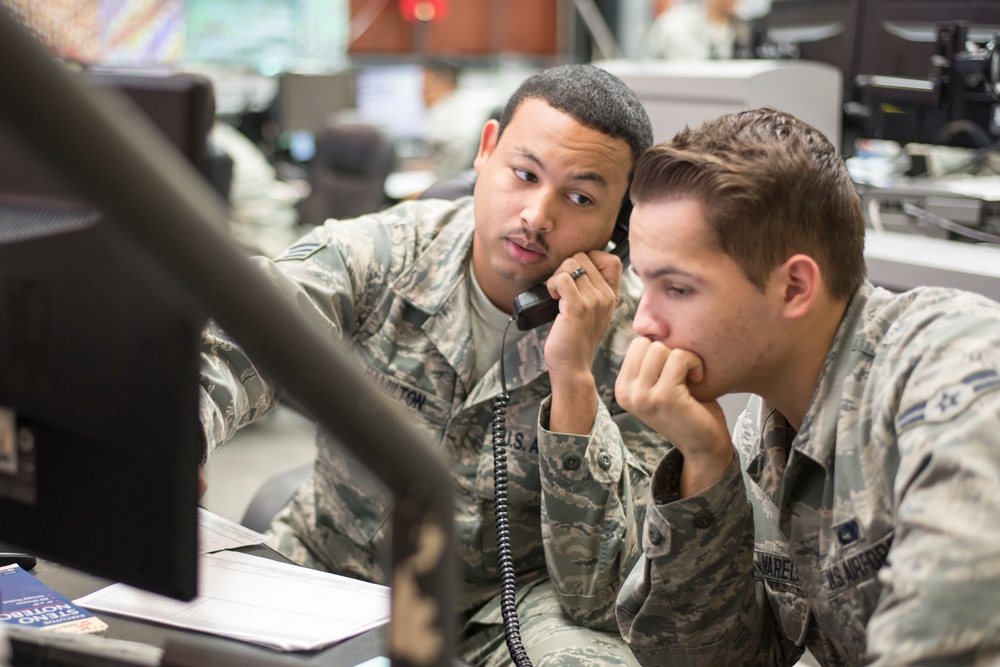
[613, 108, 1000, 665]
[201, 65, 665, 667]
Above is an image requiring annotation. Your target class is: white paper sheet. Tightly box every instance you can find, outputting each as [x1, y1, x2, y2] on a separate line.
[75, 551, 389, 652]
[197, 507, 270, 554]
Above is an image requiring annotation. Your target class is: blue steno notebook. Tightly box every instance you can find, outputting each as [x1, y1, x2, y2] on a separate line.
[0, 564, 108, 635]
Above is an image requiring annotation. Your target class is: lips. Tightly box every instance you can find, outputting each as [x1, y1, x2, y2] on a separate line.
[505, 237, 547, 263]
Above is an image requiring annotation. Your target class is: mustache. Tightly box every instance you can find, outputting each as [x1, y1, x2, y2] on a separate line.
[506, 231, 550, 255]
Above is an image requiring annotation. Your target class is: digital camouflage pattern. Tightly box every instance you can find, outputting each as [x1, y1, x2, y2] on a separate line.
[200, 197, 666, 665]
[461, 580, 641, 667]
[617, 282, 1000, 666]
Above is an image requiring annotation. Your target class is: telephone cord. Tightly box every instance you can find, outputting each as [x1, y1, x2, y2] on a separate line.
[490, 315, 533, 667]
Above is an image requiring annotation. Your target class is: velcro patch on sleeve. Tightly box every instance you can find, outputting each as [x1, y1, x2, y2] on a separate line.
[274, 240, 326, 262]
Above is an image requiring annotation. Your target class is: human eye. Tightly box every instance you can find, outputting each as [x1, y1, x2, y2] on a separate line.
[513, 167, 537, 183]
[662, 282, 692, 298]
[566, 192, 593, 206]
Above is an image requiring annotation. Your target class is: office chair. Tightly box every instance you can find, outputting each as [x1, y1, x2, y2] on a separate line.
[241, 462, 312, 532]
[417, 168, 477, 201]
[298, 121, 395, 226]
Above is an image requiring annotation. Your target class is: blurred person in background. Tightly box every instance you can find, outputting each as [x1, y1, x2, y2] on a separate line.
[645, 0, 740, 61]
[421, 58, 488, 182]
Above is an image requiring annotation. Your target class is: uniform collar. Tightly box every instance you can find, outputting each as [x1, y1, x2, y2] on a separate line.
[388, 197, 553, 398]
[742, 285, 869, 519]
[788, 281, 878, 468]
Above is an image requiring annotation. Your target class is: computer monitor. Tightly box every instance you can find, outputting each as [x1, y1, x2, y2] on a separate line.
[0, 73, 206, 602]
[275, 71, 356, 162]
[762, 0, 865, 95]
[758, 0, 865, 152]
[856, 1, 1000, 80]
[354, 63, 427, 140]
[277, 71, 356, 135]
[1, 10, 457, 661]
[852, 1, 1000, 148]
[86, 68, 216, 175]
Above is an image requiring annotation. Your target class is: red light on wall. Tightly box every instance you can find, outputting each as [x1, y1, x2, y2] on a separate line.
[399, 0, 448, 22]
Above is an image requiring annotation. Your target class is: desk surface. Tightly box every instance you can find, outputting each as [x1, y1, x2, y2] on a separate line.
[8, 545, 386, 667]
[864, 230, 1000, 303]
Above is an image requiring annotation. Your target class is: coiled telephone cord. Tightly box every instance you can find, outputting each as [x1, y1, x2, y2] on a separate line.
[490, 316, 533, 667]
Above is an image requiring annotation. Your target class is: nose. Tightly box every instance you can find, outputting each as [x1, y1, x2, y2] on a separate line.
[521, 188, 557, 235]
[632, 293, 667, 340]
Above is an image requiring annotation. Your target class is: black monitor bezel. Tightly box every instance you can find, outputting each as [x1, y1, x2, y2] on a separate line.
[0, 72, 208, 601]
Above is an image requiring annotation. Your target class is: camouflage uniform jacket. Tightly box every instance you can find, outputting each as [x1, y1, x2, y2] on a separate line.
[617, 282, 1000, 666]
[201, 198, 665, 629]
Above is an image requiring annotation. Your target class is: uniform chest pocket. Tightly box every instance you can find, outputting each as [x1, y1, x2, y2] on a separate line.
[474, 399, 542, 504]
[308, 363, 452, 560]
[466, 399, 546, 580]
[755, 549, 809, 645]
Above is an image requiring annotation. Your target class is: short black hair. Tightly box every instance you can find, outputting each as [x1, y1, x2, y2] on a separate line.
[498, 64, 653, 168]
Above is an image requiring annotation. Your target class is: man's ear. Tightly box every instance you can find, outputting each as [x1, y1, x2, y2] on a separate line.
[779, 253, 822, 319]
[472, 119, 500, 172]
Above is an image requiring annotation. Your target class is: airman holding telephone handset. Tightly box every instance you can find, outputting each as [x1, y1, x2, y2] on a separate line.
[535, 248, 629, 437]
[200, 65, 666, 667]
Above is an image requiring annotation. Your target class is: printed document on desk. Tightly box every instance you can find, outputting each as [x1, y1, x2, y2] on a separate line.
[75, 550, 389, 651]
[197, 507, 270, 554]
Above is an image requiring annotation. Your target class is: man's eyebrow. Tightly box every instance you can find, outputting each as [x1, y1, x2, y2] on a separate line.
[512, 148, 610, 188]
[571, 170, 610, 187]
[643, 266, 699, 282]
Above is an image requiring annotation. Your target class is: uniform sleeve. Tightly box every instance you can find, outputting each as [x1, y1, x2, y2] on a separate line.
[865, 352, 1000, 664]
[532, 276, 673, 630]
[535, 392, 668, 630]
[198, 218, 394, 455]
[615, 449, 800, 666]
[199, 315, 280, 458]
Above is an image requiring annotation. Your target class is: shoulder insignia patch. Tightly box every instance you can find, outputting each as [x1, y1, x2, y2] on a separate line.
[275, 240, 325, 262]
[897, 370, 1000, 430]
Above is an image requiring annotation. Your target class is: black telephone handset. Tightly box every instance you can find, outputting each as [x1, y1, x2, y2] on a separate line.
[512, 213, 630, 331]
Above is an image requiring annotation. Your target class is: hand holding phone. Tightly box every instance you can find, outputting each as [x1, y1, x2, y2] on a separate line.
[513, 233, 629, 331]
